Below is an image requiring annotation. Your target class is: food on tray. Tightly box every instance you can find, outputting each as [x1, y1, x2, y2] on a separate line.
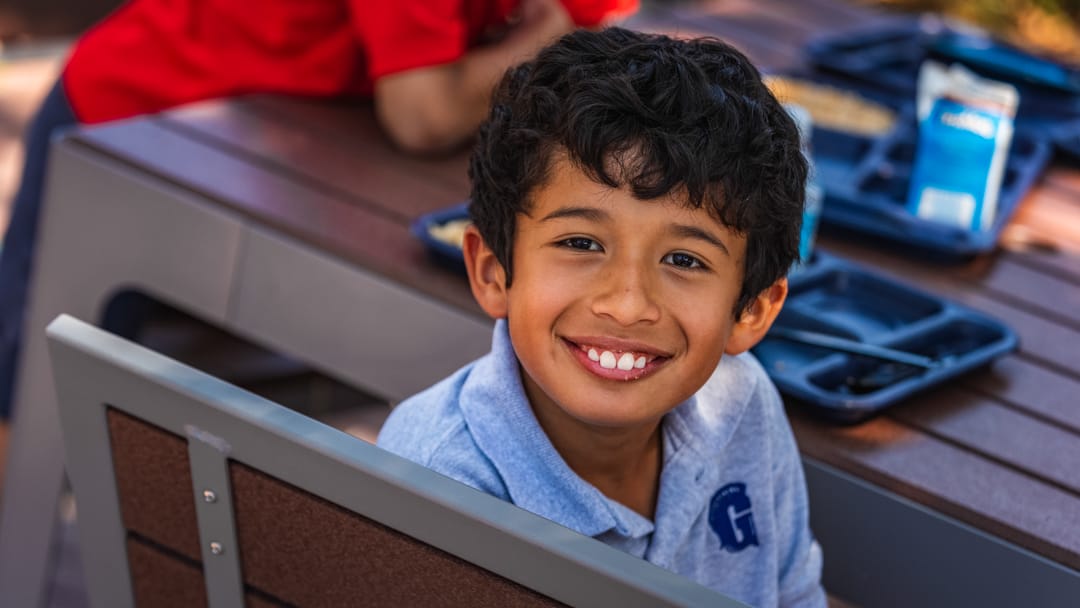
[764, 75, 897, 136]
[428, 218, 471, 249]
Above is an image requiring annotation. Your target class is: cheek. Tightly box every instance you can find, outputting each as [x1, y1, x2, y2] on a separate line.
[674, 300, 737, 357]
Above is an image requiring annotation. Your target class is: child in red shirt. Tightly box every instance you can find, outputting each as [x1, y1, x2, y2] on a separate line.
[0, 0, 636, 418]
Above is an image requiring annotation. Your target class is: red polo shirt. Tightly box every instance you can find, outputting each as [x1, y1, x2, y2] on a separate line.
[62, 0, 637, 124]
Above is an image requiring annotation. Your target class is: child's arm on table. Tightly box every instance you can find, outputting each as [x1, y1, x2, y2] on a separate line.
[374, 0, 574, 154]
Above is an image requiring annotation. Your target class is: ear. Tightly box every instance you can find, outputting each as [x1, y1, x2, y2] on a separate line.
[724, 278, 788, 355]
[462, 223, 509, 319]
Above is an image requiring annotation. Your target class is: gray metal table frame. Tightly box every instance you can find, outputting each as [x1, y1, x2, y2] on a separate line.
[2, 122, 1078, 608]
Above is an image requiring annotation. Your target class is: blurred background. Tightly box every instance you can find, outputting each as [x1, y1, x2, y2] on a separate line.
[867, 0, 1080, 62]
[2, 0, 1078, 239]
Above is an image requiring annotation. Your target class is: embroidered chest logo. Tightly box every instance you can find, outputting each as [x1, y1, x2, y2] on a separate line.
[708, 482, 759, 552]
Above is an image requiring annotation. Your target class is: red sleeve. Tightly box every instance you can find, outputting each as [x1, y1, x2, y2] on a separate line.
[561, 0, 639, 28]
[352, 0, 469, 81]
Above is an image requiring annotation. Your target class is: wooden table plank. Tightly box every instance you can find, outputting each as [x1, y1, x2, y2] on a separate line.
[969, 258, 1080, 327]
[888, 387, 1080, 495]
[959, 357, 1080, 434]
[155, 103, 470, 224]
[1005, 185, 1080, 258]
[663, 0, 893, 71]
[243, 96, 473, 195]
[790, 410, 1080, 569]
[1042, 164, 1080, 196]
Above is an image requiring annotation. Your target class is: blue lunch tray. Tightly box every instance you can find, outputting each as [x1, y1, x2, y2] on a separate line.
[792, 16, 1079, 257]
[810, 113, 1053, 258]
[753, 253, 1017, 423]
[411, 201, 472, 273]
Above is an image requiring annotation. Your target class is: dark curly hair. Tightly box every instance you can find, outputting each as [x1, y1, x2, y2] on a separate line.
[468, 27, 806, 317]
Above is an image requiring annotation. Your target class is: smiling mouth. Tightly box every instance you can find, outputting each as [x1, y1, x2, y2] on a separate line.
[564, 338, 670, 380]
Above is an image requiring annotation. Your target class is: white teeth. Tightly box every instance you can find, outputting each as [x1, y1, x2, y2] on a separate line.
[599, 351, 617, 369]
[584, 343, 653, 372]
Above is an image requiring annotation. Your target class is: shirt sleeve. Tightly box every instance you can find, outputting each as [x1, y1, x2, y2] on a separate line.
[350, 0, 469, 81]
[769, 390, 828, 608]
[561, 0, 640, 28]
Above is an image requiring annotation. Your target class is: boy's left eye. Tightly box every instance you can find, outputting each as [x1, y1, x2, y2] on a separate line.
[663, 252, 705, 269]
[558, 237, 603, 251]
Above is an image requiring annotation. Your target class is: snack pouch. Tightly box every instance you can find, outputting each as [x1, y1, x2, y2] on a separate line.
[907, 61, 1019, 232]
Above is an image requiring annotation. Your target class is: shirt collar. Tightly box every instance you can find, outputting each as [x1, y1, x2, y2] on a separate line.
[458, 320, 654, 539]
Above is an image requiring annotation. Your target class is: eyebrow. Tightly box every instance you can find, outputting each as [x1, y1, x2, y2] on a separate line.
[539, 206, 609, 223]
[671, 224, 730, 256]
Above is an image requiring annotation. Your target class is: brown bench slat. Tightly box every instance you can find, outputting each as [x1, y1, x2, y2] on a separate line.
[126, 536, 208, 608]
[108, 408, 201, 562]
[108, 407, 564, 607]
[791, 410, 1080, 569]
[127, 535, 291, 608]
[228, 462, 565, 608]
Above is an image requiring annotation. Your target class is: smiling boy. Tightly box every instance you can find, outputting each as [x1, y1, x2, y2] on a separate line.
[377, 27, 825, 607]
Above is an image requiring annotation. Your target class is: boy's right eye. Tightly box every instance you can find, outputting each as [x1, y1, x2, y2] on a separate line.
[558, 237, 603, 252]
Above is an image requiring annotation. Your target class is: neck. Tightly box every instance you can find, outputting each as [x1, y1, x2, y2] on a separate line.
[532, 405, 664, 519]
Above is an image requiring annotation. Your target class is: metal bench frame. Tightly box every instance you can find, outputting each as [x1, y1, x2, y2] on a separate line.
[46, 314, 741, 608]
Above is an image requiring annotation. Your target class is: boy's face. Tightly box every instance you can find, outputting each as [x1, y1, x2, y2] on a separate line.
[464, 156, 786, 434]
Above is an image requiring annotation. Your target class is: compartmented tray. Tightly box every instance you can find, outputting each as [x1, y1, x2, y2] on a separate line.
[412, 206, 1018, 423]
[753, 253, 1016, 423]
[804, 15, 1080, 132]
[788, 16, 1075, 258]
[1053, 119, 1080, 163]
[411, 201, 471, 273]
[811, 115, 1054, 258]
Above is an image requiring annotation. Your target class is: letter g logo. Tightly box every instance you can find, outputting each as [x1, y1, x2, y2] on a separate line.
[708, 482, 759, 552]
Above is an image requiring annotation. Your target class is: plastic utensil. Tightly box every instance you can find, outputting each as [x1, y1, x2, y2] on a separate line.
[767, 326, 940, 369]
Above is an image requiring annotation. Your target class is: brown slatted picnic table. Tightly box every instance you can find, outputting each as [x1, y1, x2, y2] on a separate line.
[1, 1, 1078, 606]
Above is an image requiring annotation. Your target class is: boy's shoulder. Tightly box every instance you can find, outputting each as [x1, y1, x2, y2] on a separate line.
[376, 361, 510, 499]
[376, 365, 470, 461]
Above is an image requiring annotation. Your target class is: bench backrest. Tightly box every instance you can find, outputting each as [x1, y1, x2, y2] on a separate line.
[46, 314, 741, 608]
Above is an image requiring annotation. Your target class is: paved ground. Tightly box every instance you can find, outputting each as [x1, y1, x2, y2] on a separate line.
[0, 40, 65, 239]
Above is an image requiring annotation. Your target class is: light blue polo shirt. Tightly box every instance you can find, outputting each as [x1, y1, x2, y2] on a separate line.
[378, 320, 825, 608]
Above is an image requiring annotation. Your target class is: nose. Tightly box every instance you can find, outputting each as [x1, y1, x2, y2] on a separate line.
[590, 260, 662, 326]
